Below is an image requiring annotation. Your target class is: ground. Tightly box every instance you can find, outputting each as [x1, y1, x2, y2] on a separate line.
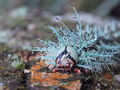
[0, 8, 120, 90]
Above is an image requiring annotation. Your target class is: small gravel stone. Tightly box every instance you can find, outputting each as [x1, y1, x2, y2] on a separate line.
[114, 75, 120, 82]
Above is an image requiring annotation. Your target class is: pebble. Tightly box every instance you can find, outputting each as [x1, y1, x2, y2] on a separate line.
[114, 75, 120, 82]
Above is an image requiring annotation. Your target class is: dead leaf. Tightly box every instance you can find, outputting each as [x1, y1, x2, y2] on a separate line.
[102, 73, 113, 81]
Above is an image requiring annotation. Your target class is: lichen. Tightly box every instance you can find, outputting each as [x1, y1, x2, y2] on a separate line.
[11, 58, 25, 70]
[33, 10, 120, 73]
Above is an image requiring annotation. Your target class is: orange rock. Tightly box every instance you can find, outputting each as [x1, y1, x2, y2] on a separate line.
[62, 80, 81, 90]
[30, 61, 81, 90]
[31, 61, 46, 71]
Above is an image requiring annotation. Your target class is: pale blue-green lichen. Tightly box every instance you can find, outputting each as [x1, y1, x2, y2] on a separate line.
[33, 11, 120, 73]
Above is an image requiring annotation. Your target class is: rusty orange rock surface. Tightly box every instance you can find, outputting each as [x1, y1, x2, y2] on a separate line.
[30, 61, 81, 90]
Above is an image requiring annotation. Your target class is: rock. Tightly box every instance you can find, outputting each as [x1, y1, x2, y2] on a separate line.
[30, 61, 82, 90]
